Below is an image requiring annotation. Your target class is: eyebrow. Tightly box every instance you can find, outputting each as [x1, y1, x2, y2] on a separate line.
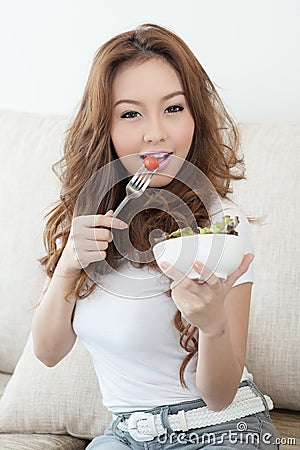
[113, 90, 185, 108]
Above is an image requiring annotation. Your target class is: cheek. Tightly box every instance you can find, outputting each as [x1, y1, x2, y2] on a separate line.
[110, 122, 140, 157]
[174, 116, 195, 149]
[110, 121, 143, 175]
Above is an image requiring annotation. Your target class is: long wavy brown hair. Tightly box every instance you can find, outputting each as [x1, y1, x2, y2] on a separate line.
[39, 23, 252, 389]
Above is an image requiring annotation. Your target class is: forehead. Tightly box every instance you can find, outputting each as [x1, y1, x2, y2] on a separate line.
[112, 58, 183, 100]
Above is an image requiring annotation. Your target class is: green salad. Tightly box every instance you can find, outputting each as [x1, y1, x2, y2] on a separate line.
[161, 215, 240, 241]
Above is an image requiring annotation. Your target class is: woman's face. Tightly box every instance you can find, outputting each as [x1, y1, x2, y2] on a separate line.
[110, 58, 195, 187]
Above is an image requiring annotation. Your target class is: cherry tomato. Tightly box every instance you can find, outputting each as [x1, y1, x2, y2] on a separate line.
[143, 156, 159, 171]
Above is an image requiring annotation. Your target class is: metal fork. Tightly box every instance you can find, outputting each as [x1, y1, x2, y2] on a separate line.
[113, 165, 158, 218]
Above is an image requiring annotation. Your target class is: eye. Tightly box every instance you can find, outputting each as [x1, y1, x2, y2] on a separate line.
[120, 111, 140, 119]
[165, 105, 184, 114]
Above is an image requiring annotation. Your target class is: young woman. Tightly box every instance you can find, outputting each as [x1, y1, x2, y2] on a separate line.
[32, 23, 279, 449]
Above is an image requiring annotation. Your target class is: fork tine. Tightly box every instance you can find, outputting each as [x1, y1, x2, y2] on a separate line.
[130, 167, 148, 184]
[131, 164, 150, 182]
[114, 166, 157, 217]
[139, 173, 153, 190]
[137, 168, 158, 189]
[130, 168, 144, 185]
[141, 174, 154, 190]
[130, 166, 158, 190]
[132, 172, 151, 189]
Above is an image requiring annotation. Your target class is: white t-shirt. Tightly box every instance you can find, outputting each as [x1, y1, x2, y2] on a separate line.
[73, 198, 254, 413]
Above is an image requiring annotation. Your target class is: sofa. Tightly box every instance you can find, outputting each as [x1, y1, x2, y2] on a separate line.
[0, 109, 299, 449]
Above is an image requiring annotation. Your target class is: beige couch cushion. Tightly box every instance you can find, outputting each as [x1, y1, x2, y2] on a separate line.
[0, 110, 70, 373]
[0, 374, 10, 398]
[0, 333, 112, 439]
[0, 434, 89, 450]
[232, 124, 300, 410]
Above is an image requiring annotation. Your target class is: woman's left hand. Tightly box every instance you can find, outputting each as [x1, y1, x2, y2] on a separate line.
[160, 253, 254, 337]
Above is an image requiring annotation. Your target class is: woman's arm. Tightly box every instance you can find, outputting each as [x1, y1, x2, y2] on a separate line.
[160, 253, 254, 411]
[31, 263, 79, 367]
[196, 282, 252, 411]
[32, 210, 128, 367]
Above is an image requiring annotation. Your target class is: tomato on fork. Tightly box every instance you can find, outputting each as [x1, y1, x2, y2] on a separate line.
[143, 156, 159, 171]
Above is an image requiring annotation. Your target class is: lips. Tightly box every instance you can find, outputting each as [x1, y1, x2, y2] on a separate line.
[139, 151, 173, 172]
[156, 153, 172, 171]
[140, 151, 173, 161]
[140, 150, 173, 172]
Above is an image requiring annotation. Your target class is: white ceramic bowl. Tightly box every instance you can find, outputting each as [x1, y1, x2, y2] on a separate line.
[152, 233, 245, 280]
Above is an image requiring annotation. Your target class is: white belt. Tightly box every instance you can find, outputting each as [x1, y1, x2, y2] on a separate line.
[113, 386, 273, 442]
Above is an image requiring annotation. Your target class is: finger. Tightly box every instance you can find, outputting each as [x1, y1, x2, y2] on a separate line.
[87, 228, 113, 242]
[80, 213, 129, 229]
[85, 250, 107, 263]
[75, 240, 109, 252]
[159, 261, 187, 283]
[192, 261, 220, 288]
[92, 241, 109, 251]
[171, 284, 199, 310]
[224, 253, 255, 289]
[159, 262, 201, 293]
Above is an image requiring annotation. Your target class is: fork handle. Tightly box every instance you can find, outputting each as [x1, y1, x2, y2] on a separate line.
[113, 196, 132, 218]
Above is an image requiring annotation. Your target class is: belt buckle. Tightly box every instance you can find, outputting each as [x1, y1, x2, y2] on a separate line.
[127, 412, 154, 442]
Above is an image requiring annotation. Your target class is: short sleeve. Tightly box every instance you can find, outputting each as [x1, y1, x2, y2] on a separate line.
[210, 199, 255, 287]
[56, 236, 63, 250]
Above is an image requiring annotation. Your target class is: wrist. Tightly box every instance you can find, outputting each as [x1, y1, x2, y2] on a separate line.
[200, 316, 228, 340]
[201, 326, 227, 339]
[54, 258, 82, 279]
[53, 271, 80, 279]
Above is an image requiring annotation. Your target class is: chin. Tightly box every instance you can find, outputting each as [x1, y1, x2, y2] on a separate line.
[149, 173, 174, 187]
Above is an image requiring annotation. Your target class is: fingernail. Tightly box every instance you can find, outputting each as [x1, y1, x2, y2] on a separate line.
[194, 261, 203, 269]
[160, 262, 168, 269]
[119, 222, 129, 229]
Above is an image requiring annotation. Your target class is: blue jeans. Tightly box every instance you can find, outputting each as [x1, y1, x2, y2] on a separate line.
[86, 380, 280, 449]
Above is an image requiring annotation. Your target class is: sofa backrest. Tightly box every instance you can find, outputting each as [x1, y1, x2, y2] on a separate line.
[0, 110, 69, 372]
[231, 123, 300, 409]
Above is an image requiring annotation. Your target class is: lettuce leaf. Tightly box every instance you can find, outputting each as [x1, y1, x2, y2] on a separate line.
[164, 215, 240, 240]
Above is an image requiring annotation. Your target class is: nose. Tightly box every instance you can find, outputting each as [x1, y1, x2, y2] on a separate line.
[143, 116, 167, 144]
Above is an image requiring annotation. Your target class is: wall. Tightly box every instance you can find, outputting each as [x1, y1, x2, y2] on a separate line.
[0, 0, 299, 123]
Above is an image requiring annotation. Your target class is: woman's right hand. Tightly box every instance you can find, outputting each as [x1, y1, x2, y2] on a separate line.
[56, 210, 128, 276]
